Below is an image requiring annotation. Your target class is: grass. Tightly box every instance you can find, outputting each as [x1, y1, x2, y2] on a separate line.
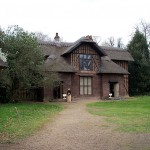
[87, 96, 150, 133]
[0, 102, 63, 143]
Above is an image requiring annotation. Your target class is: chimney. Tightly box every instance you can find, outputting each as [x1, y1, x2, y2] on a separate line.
[54, 33, 60, 42]
[85, 35, 93, 41]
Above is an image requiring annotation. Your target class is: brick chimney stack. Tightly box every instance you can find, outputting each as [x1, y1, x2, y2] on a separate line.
[54, 33, 60, 42]
[85, 35, 93, 41]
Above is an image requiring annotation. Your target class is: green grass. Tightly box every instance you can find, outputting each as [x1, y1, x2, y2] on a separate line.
[0, 102, 63, 143]
[87, 96, 150, 133]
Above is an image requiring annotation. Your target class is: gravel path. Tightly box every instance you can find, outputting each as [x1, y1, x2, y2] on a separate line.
[0, 100, 150, 150]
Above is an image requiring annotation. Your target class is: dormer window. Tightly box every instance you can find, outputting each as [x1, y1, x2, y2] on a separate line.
[80, 54, 92, 71]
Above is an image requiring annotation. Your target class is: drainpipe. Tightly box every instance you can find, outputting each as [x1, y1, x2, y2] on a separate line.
[100, 74, 103, 99]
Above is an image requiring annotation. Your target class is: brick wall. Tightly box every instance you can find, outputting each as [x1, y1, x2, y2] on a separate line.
[71, 73, 79, 98]
[59, 72, 72, 95]
[43, 87, 53, 101]
[92, 74, 101, 98]
[101, 74, 126, 99]
[43, 73, 127, 101]
[70, 73, 101, 100]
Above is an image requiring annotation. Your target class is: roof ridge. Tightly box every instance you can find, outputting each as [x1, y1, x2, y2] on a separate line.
[39, 41, 73, 47]
[62, 37, 106, 56]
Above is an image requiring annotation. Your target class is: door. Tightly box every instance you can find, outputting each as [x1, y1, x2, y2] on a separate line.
[109, 82, 119, 97]
[53, 81, 63, 99]
[114, 83, 119, 97]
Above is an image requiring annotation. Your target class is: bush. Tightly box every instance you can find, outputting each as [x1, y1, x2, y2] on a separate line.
[0, 87, 9, 103]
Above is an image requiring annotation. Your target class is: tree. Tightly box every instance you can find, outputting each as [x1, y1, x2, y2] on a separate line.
[92, 36, 101, 45]
[135, 20, 150, 59]
[0, 27, 4, 47]
[34, 32, 51, 42]
[117, 38, 124, 48]
[0, 26, 45, 101]
[102, 36, 115, 47]
[128, 30, 150, 95]
[102, 36, 124, 48]
[135, 20, 150, 41]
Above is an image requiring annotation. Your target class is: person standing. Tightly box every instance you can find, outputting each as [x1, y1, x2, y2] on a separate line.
[67, 88, 71, 102]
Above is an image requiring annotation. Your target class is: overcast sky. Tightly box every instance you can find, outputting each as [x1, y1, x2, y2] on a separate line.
[1, 0, 150, 45]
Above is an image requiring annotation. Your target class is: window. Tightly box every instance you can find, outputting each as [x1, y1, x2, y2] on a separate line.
[80, 54, 92, 70]
[80, 77, 92, 95]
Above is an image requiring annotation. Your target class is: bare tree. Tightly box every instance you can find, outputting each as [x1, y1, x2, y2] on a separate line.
[92, 36, 101, 45]
[117, 38, 124, 48]
[102, 37, 115, 47]
[107, 36, 115, 46]
[135, 20, 150, 56]
[135, 20, 150, 41]
[34, 32, 51, 42]
[102, 36, 124, 48]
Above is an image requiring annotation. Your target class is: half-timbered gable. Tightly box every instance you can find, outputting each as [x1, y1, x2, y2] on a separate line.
[70, 43, 101, 72]
[64, 43, 106, 73]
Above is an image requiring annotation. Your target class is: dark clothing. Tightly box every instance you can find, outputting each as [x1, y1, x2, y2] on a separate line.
[67, 89, 71, 95]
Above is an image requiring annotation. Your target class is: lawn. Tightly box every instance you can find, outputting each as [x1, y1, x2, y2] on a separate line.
[0, 102, 63, 143]
[87, 96, 150, 133]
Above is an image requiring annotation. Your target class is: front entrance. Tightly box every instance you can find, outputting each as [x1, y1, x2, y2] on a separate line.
[109, 82, 119, 97]
[53, 81, 63, 99]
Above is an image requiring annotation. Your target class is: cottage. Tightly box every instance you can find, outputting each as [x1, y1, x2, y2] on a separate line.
[40, 34, 134, 101]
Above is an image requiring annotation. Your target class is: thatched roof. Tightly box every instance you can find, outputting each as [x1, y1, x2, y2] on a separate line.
[98, 56, 129, 74]
[0, 58, 7, 68]
[40, 43, 76, 73]
[101, 46, 134, 61]
[40, 37, 133, 74]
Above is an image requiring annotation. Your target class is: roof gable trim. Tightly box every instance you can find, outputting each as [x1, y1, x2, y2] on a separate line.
[62, 41, 107, 56]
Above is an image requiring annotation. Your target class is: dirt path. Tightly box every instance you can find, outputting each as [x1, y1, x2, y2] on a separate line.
[0, 100, 150, 150]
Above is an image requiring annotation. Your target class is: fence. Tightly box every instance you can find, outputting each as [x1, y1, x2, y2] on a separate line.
[13, 88, 44, 102]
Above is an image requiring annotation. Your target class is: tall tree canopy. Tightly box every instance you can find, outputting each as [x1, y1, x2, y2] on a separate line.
[0, 26, 44, 101]
[128, 30, 150, 95]
[135, 20, 150, 42]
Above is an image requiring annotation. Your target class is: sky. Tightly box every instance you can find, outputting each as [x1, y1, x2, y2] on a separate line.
[1, 0, 150, 45]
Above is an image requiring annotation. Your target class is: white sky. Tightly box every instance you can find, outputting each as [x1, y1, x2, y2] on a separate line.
[1, 0, 150, 45]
